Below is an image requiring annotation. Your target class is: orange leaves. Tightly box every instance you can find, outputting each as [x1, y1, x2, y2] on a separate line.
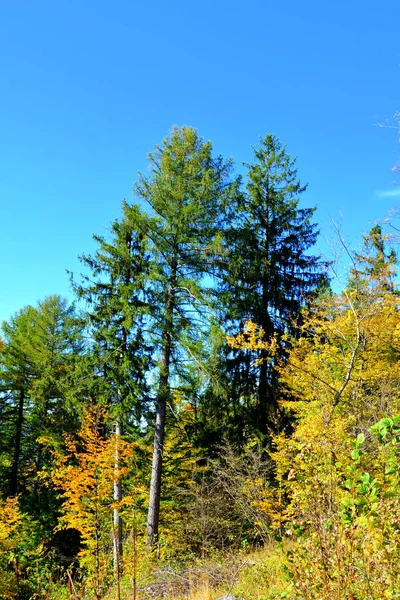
[53, 405, 133, 539]
[49, 403, 136, 596]
[0, 497, 24, 599]
[0, 496, 22, 550]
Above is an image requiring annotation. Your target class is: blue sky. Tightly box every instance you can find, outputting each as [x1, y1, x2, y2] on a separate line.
[1, 0, 399, 322]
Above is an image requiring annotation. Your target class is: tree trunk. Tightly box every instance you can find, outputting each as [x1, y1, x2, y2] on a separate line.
[113, 323, 129, 570]
[258, 210, 272, 437]
[113, 415, 123, 572]
[10, 388, 24, 497]
[147, 257, 176, 547]
[146, 386, 168, 547]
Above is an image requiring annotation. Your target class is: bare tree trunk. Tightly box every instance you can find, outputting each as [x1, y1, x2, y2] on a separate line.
[113, 415, 123, 572]
[147, 257, 176, 547]
[113, 323, 128, 571]
[10, 388, 24, 497]
[258, 210, 274, 437]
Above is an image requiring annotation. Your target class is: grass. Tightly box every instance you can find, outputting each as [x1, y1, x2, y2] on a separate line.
[101, 544, 290, 600]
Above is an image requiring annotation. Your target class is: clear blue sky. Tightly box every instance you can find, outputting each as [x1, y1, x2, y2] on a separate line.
[1, 0, 399, 322]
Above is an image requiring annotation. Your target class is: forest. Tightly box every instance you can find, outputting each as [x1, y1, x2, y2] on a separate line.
[2, 125, 400, 600]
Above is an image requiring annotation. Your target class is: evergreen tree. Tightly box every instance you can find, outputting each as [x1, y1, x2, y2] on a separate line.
[209, 135, 326, 439]
[351, 224, 397, 294]
[73, 202, 151, 427]
[130, 126, 237, 546]
[72, 202, 152, 567]
[0, 296, 83, 510]
[0, 306, 35, 497]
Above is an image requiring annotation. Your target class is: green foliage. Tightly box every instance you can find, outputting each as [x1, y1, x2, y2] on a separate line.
[72, 202, 151, 426]
[132, 125, 238, 377]
[203, 134, 326, 441]
[5, 127, 400, 599]
[0, 296, 83, 511]
[131, 126, 238, 544]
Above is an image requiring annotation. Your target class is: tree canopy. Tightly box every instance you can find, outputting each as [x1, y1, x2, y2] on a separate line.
[2, 127, 399, 599]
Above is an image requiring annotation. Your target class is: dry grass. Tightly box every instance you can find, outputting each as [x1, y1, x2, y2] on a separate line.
[102, 544, 289, 600]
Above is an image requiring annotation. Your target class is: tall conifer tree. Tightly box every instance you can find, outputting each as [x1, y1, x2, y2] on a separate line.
[0, 296, 83, 505]
[130, 126, 237, 546]
[212, 135, 326, 438]
[72, 203, 151, 567]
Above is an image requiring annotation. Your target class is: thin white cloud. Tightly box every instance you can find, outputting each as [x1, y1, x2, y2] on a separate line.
[375, 188, 400, 198]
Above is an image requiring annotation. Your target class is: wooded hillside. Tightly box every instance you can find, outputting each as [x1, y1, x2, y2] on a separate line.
[2, 126, 400, 600]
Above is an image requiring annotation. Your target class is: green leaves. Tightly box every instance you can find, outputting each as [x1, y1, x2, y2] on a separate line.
[73, 200, 152, 426]
[371, 416, 400, 445]
[356, 432, 365, 446]
[350, 433, 365, 461]
[216, 133, 326, 437]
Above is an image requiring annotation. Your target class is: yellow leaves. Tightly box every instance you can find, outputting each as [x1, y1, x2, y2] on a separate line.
[0, 497, 24, 599]
[48, 402, 139, 593]
[251, 485, 292, 532]
[0, 497, 22, 550]
[227, 320, 277, 356]
[224, 264, 400, 595]
[273, 392, 400, 596]
[276, 285, 400, 425]
[392, 322, 400, 351]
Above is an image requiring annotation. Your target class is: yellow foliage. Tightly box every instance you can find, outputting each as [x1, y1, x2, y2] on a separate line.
[229, 261, 400, 597]
[227, 320, 278, 366]
[271, 284, 400, 597]
[0, 497, 23, 599]
[50, 403, 136, 597]
[279, 286, 400, 426]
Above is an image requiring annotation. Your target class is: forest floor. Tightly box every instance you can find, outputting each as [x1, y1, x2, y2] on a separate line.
[101, 544, 287, 600]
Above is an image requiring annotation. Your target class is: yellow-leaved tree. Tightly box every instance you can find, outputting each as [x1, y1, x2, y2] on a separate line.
[0, 497, 23, 599]
[272, 228, 400, 598]
[50, 403, 136, 599]
[229, 226, 400, 598]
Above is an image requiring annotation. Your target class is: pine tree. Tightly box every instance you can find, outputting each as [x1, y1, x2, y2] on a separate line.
[73, 202, 151, 426]
[350, 224, 397, 295]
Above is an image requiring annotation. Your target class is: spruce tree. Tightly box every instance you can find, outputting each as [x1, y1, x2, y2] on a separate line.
[72, 202, 151, 567]
[214, 134, 326, 438]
